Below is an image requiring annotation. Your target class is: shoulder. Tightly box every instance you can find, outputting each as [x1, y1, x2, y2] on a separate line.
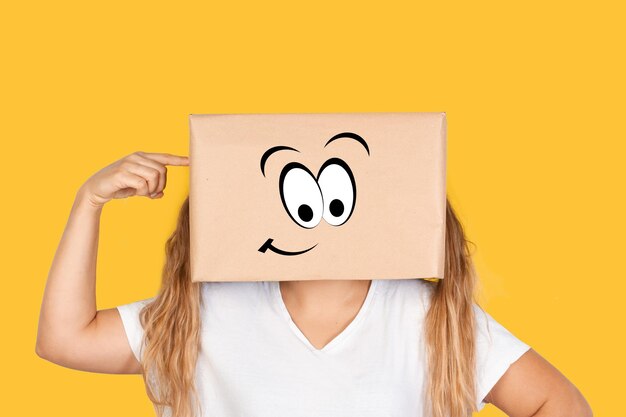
[116, 296, 155, 327]
[115, 297, 156, 362]
[472, 304, 530, 351]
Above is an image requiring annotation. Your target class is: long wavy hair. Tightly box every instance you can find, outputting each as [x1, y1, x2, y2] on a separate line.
[137, 195, 480, 417]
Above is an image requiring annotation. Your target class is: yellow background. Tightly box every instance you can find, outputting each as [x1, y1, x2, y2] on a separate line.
[1, 0, 622, 415]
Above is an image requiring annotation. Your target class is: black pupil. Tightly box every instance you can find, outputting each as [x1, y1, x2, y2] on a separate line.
[329, 199, 344, 217]
[298, 204, 313, 222]
[297, 200, 345, 222]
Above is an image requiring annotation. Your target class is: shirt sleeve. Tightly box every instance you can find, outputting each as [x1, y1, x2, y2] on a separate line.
[116, 297, 155, 362]
[474, 304, 531, 411]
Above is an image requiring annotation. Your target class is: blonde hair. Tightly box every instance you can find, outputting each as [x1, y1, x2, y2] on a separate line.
[138, 196, 480, 417]
[423, 199, 479, 417]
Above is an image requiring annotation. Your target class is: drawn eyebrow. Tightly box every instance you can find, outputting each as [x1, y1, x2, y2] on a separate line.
[260, 145, 299, 177]
[261, 132, 368, 177]
[324, 132, 370, 156]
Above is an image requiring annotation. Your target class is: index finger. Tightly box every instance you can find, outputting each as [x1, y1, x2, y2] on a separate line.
[138, 152, 189, 166]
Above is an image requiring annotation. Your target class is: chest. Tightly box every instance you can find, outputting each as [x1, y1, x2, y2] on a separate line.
[197, 339, 426, 417]
[194, 280, 429, 416]
[196, 291, 427, 416]
[281, 304, 363, 351]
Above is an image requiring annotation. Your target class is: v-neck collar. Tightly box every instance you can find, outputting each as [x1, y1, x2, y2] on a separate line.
[271, 279, 380, 353]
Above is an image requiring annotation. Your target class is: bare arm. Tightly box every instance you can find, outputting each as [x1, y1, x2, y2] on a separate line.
[35, 151, 189, 374]
[484, 348, 593, 417]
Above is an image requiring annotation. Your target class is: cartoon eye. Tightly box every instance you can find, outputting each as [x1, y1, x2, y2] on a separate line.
[279, 162, 323, 229]
[317, 158, 356, 226]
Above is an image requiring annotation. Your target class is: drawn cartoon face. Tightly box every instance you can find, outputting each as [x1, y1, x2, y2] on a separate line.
[258, 132, 368, 256]
[189, 112, 447, 282]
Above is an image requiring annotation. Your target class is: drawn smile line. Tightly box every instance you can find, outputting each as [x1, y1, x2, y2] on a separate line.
[258, 238, 317, 256]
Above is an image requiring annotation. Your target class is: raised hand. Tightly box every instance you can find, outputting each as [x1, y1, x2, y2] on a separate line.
[80, 151, 189, 208]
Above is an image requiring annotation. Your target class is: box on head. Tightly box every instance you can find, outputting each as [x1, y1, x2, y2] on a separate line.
[189, 112, 447, 282]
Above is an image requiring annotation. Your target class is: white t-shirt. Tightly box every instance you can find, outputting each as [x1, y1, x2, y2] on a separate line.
[117, 279, 531, 416]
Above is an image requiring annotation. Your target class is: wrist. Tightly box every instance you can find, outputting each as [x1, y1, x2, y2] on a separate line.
[75, 186, 105, 213]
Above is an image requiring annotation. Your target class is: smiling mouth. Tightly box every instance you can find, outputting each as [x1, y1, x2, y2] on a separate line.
[258, 238, 317, 256]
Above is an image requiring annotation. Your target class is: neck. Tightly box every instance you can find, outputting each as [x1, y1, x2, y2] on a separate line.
[279, 279, 372, 311]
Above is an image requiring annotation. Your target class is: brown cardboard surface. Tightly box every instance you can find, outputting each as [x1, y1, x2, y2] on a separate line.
[189, 112, 447, 282]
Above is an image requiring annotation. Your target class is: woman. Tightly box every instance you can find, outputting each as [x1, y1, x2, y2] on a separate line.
[36, 151, 593, 417]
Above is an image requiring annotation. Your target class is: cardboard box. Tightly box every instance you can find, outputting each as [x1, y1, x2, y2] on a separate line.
[189, 112, 447, 282]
